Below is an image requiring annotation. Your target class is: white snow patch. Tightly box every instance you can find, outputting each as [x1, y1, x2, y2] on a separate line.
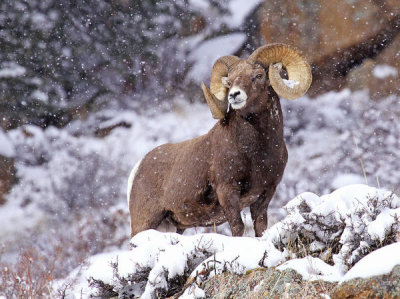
[0, 63, 26, 78]
[31, 90, 49, 103]
[283, 79, 299, 88]
[187, 33, 247, 83]
[277, 257, 343, 282]
[179, 284, 205, 299]
[188, 0, 210, 10]
[0, 129, 15, 157]
[223, 0, 264, 28]
[373, 64, 398, 79]
[331, 173, 366, 189]
[56, 251, 124, 297]
[341, 242, 400, 282]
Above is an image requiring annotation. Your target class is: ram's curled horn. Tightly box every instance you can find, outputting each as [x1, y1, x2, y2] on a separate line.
[248, 43, 312, 100]
[202, 55, 240, 119]
[201, 82, 227, 119]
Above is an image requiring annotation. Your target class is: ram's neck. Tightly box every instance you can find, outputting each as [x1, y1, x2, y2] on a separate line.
[230, 93, 284, 142]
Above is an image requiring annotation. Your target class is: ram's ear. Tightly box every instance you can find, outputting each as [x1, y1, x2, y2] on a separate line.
[221, 77, 231, 88]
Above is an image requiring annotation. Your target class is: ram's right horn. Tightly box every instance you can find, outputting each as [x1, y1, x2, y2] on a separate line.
[248, 43, 312, 100]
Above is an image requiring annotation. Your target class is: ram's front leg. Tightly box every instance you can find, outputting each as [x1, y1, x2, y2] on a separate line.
[250, 187, 276, 237]
[216, 184, 244, 236]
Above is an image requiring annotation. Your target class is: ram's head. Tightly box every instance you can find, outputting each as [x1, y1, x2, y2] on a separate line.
[201, 44, 312, 119]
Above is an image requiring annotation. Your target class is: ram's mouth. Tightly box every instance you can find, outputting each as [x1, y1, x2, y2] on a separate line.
[228, 99, 246, 109]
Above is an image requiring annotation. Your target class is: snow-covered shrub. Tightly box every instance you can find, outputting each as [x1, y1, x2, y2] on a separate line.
[62, 185, 400, 298]
[266, 184, 400, 270]
[276, 90, 400, 207]
[66, 230, 286, 298]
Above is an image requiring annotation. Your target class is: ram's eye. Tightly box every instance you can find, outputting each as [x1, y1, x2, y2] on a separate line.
[256, 74, 263, 79]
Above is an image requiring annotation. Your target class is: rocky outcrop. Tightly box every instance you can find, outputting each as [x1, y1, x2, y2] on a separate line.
[197, 265, 400, 299]
[196, 265, 400, 299]
[201, 268, 336, 299]
[331, 265, 400, 299]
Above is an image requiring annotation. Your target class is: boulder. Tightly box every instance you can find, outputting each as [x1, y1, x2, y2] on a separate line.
[201, 268, 336, 299]
[331, 265, 400, 298]
[259, 0, 400, 97]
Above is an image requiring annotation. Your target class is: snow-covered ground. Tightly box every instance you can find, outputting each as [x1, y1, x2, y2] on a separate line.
[60, 184, 400, 298]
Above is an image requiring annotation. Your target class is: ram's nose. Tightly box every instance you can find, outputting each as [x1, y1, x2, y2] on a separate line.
[229, 90, 241, 100]
[228, 87, 246, 101]
[228, 87, 247, 109]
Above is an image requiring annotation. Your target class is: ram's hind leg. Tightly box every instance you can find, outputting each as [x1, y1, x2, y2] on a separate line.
[129, 204, 165, 238]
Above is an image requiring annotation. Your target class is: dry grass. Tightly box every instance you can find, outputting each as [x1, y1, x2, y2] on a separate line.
[0, 208, 130, 298]
[0, 248, 57, 298]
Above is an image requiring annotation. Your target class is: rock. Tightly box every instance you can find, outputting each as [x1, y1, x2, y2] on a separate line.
[258, 0, 400, 97]
[331, 265, 400, 299]
[201, 268, 336, 299]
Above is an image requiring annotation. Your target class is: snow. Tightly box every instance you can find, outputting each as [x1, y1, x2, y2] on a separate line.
[267, 184, 400, 268]
[66, 230, 287, 298]
[56, 251, 125, 297]
[331, 173, 366, 189]
[187, 33, 247, 83]
[62, 184, 400, 298]
[372, 64, 398, 79]
[0, 63, 26, 78]
[0, 129, 15, 157]
[31, 90, 49, 103]
[180, 284, 205, 299]
[341, 242, 400, 282]
[188, 0, 210, 10]
[223, 0, 264, 28]
[189, 0, 262, 29]
[277, 257, 342, 282]
[283, 79, 299, 88]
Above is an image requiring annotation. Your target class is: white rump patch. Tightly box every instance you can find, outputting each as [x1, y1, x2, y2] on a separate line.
[127, 158, 143, 207]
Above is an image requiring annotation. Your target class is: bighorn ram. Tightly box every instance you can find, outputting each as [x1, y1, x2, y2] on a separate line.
[128, 44, 312, 237]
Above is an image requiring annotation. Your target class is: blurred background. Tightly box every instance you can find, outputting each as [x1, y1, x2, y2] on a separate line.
[0, 0, 399, 296]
